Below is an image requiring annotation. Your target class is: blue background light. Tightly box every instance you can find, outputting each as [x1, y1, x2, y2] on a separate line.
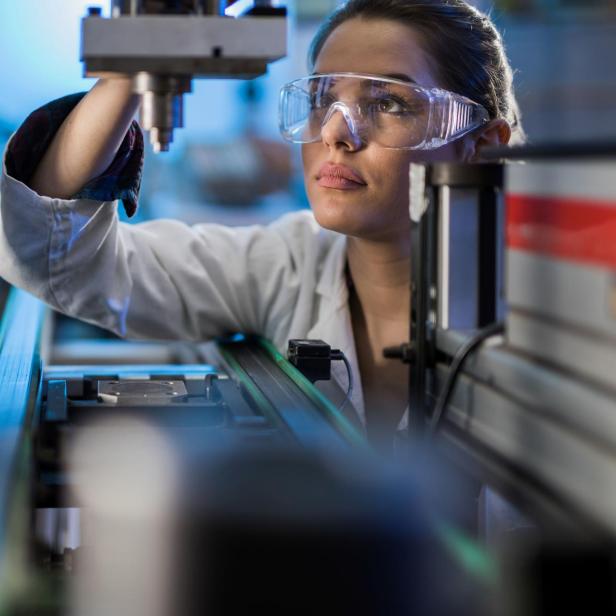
[0, 1, 101, 127]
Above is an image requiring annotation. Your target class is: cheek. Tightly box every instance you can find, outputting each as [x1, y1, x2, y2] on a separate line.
[374, 152, 414, 210]
[301, 143, 319, 202]
[301, 143, 318, 179]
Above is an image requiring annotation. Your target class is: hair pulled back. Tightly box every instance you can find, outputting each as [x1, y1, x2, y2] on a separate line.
[309, 0, 525, 144]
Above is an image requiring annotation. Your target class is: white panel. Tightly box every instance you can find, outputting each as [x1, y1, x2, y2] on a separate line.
[507, 160, 616, 202]
[507, 310, 616, 393]
[506, 249, 616, 338]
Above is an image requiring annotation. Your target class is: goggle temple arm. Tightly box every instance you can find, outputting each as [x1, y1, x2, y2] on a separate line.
[429, 92, 490, 148]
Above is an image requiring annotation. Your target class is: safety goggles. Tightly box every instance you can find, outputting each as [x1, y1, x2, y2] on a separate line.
[279, 72, 489, 150]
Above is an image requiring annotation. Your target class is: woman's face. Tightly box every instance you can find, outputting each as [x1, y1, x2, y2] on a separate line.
[302, 17, 464, 242]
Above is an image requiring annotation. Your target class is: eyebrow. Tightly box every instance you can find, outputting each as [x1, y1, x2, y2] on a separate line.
[311, 71, 418, 84]
[384, 72, 418, 84]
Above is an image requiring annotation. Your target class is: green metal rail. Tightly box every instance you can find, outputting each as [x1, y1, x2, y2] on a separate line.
[217, 335, 369, 451]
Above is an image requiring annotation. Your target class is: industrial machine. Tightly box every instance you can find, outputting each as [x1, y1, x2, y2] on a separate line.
[390, 145, 616, 613]
[81, 0, 287, 151]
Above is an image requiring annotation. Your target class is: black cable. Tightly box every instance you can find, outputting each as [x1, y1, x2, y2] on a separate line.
[429, 322, 504, 436]
[331, 349, 354, 412]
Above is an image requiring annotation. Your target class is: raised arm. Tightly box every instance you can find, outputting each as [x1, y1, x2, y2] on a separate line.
[29, 78, 140, 198]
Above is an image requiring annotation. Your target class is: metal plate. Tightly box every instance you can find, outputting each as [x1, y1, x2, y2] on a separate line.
[98, 379, 188, 403]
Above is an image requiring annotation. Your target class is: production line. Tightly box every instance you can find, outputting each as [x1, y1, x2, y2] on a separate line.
[0, 284, 484, 615]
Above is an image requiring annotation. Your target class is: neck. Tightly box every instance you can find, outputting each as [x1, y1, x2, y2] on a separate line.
[346, 235, 411, 321]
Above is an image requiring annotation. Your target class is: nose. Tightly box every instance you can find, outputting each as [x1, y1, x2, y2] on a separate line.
[320, 102, 362, 151]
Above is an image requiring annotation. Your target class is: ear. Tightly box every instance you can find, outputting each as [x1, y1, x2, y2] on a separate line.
[463, 119, 511, 162]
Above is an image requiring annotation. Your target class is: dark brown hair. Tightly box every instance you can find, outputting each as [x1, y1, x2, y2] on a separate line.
[309, 0, 525, 143]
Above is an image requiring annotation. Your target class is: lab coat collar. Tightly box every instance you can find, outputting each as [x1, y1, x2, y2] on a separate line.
[315, 232, 349, 308]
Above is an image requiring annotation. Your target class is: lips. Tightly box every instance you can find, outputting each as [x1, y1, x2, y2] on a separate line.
[317, 162, 367, 190]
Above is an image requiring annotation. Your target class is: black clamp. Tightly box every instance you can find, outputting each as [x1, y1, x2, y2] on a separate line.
[287, 339, 345, 383]
[383, 343, 415, 364]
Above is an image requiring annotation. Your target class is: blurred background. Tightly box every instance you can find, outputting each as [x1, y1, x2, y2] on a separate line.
[1, 0, 615, 227]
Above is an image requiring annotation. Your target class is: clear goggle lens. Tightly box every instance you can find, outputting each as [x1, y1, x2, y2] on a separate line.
[279, 73, 489, 150]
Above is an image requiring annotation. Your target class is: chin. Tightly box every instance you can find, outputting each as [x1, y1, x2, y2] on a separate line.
[311, 201, 392, 240]
[308, 184, 411, 240]
[310, 192, 365, 235]
[313, 209, 361, 236]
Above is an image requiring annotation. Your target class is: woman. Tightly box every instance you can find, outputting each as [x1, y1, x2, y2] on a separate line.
[0, 0, 523, 448]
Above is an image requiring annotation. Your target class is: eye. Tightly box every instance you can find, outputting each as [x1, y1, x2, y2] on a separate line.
[309, 91, 335, 110]
[371, 95, 409, 115]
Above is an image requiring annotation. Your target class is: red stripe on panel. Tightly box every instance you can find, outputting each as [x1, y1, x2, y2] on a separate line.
[506, 194, 616, 269]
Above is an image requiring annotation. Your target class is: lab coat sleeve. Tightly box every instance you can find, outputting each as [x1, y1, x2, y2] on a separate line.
[5, 93, 144, 217]
[0, 149, 316, 341]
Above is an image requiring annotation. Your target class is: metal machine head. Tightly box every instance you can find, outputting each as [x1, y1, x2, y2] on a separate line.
[81, 1, 287, 152]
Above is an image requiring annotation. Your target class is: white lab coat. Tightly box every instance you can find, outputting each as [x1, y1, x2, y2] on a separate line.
[0, 144, 386, 428]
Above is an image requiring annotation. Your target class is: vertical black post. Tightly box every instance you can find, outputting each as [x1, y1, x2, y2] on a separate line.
[409, 216, 425, 436]
[477, 187, 498, 327]
[409, 185, 438, 436]
[408, 163, 503, 439]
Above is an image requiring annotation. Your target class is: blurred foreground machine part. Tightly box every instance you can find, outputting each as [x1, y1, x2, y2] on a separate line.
[403, 145, 616, 614]
[0, 286, 488, 616]
[81, 1, 287, 152]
